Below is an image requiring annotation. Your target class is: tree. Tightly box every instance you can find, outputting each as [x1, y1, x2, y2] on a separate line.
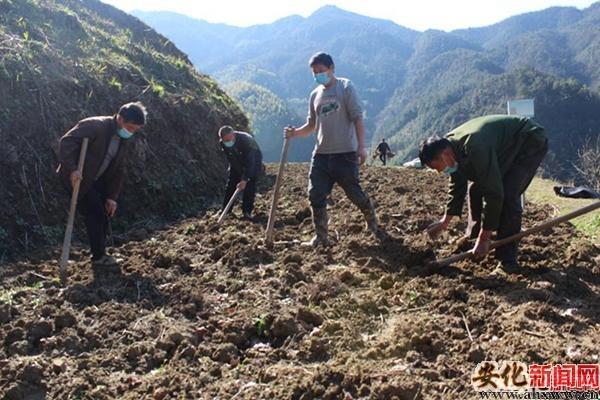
[574, 136, 600, 191]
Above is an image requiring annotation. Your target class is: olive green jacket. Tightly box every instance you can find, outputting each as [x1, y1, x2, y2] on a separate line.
[445, 115, 547, 230]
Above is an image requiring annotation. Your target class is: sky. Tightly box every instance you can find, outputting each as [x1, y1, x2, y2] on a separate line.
[100, 0, 597, 31]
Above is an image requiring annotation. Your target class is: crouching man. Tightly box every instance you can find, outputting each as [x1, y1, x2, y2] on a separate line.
[219, 126, 263, 220]
[420, 115, 547, 272]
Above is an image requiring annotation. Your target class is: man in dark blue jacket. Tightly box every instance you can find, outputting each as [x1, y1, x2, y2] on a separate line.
[219, 126, 263, 219]
[376, 138, 392, 165]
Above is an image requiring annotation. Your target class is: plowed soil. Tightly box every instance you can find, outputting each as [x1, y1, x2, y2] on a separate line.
[1, 164, 599, 400]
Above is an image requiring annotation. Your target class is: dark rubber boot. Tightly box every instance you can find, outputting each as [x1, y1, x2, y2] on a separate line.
[302, 207, 330, 247]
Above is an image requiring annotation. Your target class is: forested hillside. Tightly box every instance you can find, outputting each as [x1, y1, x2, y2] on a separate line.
[134, 4, 600, 179]
[224, 82, 314, 162]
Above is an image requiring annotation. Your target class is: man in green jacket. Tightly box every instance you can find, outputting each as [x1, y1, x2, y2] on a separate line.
[419, 115, 548, 271]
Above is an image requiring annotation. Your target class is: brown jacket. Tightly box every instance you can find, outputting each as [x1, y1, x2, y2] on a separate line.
[56, 115, 130, 200]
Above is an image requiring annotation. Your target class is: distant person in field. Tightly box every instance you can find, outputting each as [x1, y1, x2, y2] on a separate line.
[57, 102, 147, 266]
[419, 115, 548, 272]
[284, 52, 382, 247]
[218, 126, 263, 220]
[376, 138, 392, 166]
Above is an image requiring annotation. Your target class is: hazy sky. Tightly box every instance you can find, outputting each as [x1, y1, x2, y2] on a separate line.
[100, 0, 597, 31]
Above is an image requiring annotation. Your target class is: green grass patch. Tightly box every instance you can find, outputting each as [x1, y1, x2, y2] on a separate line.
[0, 282, 42, 305]
[150, 78, 165, 97]
[526, 177, 599, 244]
[108, 76, 122, 91]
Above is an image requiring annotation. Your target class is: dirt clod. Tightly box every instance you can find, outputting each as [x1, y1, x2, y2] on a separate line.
[19, 363, 44, 384]
[212, 343, 239, 364]
[271, 315, 300, 339]
[54, 312, 77, 330]
[0, 304, 13, 323]
[296, 307, 324, 327]
[468, 346, 486, 363]
[28, 321, 53, 342]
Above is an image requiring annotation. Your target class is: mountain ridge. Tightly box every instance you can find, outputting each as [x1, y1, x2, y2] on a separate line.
[133, 3, 600, 180]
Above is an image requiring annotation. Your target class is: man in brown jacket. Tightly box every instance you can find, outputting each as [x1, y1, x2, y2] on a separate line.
[57, 102, 147, 266]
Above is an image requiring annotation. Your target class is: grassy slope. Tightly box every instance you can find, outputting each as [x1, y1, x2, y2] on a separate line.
[526, 177, 599, 244]
[0, 0, 249, 257]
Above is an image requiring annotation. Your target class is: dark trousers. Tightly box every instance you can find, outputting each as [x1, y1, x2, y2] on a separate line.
[77, 179, 109, 260]
[467, 139, 548, 263]
[308, 152, 371, 210]
[223, 171, 258, 214]
[379, 153, 387, 166]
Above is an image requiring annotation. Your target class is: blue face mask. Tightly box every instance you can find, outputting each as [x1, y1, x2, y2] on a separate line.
[117, 128, 134, 139]
[314, 72, 331, 85]
[223, 140, 235, 148]
[444, 164, 458, 175]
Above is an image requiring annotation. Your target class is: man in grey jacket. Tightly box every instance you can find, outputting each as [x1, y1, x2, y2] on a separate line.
[284, 52, 381, 247]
